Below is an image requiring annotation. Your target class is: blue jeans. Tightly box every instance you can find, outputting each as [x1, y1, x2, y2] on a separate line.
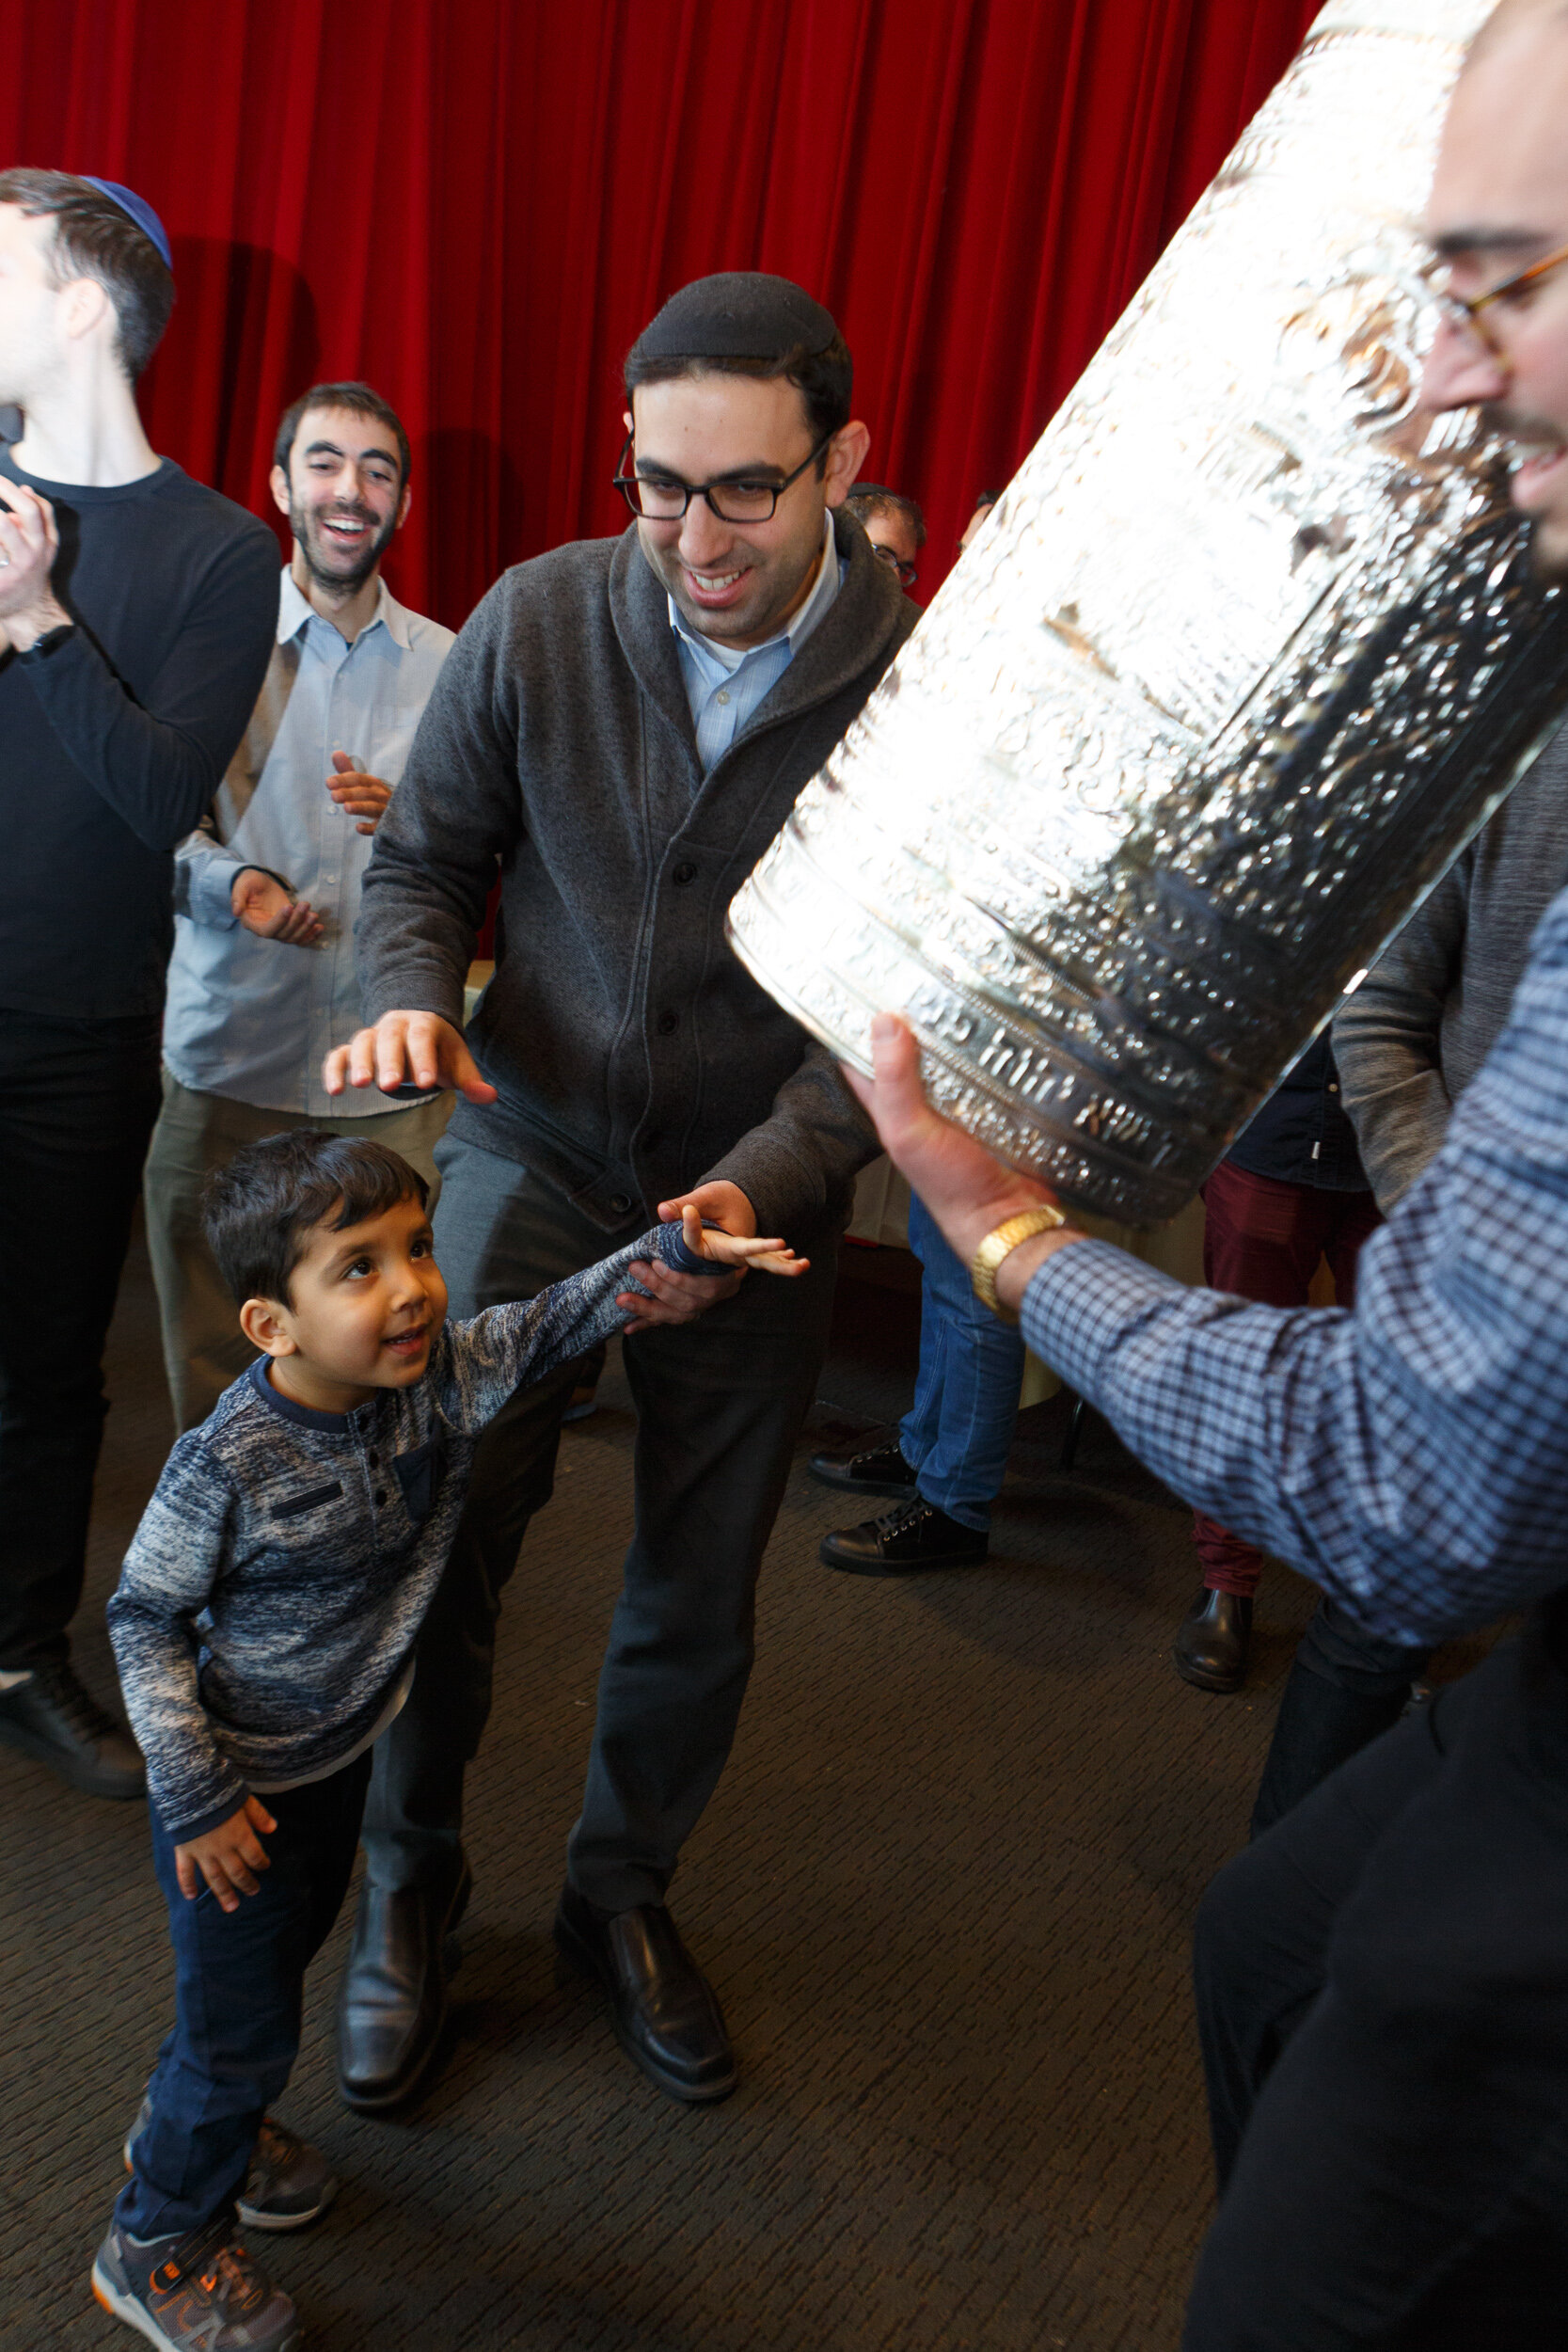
[898, 1191, 1025, 1533]
[117, 1753, 371, 2241]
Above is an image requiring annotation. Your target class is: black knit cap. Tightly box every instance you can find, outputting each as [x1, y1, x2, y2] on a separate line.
[630, 271, 838, 364]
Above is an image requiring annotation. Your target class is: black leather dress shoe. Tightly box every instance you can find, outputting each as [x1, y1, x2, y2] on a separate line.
[806, 1435, 919, 1501]
[819, 1495, 989, 1576]
[0, 1661, 145, 1798]
[1173, 1587, 1253, 1693]
[336, 1853, 471, 2113]
[554, 1883, 736, 2105]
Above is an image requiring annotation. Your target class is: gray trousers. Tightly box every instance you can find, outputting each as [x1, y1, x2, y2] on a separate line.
[361, 1131, 841, 1913]
[143, 1070, 451, 1435]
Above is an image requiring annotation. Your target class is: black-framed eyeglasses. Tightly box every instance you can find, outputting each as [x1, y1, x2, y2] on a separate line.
[869, 542, 917, 587]
[613, 429, 832, 523]
[1433, 237, 1568, 358]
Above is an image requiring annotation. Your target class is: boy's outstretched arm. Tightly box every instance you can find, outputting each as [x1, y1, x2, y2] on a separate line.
[616, 1203, 807, 1333]
[437, 1206, 809, 1429]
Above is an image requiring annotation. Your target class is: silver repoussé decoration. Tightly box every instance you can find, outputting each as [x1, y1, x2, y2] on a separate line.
[727, 0, 1568, 1224]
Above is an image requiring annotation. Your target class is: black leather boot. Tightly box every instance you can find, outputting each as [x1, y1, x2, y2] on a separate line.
[336, 1851, 471, 2113]
[1173, 1586, 1253, 1693]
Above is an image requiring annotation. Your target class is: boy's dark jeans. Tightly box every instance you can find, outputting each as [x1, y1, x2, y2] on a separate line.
[0, 1009, 162, 1669]
[118, 1754, 372, 2242]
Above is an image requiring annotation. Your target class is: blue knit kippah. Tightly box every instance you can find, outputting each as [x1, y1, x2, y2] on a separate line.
[78, 177, 173, 273]
[632, 272, 836, 363]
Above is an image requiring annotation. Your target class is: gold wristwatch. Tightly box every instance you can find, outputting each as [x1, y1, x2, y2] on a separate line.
[969, 1205, 1068, 1324]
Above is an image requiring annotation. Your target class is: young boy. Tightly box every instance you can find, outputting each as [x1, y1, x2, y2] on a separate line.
[92, 1130, 803, 2351]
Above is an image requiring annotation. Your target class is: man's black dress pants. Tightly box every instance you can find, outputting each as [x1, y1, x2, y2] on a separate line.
[1187, 1603, 1568, 2349]
[362, 1134, 841, 1913]
[0, 1009, 162, 1669]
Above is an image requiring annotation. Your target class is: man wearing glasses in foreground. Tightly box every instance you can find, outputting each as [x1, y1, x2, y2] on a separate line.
[850, 9, 1568, 2336]
[322, 274, 915, 2113]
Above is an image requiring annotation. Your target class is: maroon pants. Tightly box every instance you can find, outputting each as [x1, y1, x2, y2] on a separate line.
[1194, 1160, 1381, 1597]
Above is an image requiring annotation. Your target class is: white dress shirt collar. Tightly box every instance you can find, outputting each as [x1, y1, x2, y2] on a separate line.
[277, 566, 413, 654]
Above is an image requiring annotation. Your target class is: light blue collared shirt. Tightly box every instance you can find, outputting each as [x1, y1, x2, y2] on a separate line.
[668, 513, 846, 773]
[162, 569, 454, 1116]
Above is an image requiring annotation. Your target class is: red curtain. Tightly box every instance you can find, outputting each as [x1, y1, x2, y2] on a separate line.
[2, 0, 1320, 629]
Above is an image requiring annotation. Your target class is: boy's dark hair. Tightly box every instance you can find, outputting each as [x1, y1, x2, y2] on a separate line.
[202, 1131, 430, 1309]
[973, 487, 1005, 511]
[844, 484, 927, 548]
[0, 167, 174, 381]
[273, 381, 412, 485]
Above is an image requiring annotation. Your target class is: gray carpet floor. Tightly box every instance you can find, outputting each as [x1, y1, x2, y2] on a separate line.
[4, 1225, 1339, 2350]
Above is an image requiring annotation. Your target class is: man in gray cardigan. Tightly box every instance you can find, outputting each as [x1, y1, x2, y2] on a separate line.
[1242, 723, 1568, 1828]
[324, 274, 915, 2111]
[1333, 727, 1568, 1204]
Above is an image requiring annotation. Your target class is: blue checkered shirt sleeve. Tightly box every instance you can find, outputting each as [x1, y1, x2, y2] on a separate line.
[1019, 886, 1568, 1645]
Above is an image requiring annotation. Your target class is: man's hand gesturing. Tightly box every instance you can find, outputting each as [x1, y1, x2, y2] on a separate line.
[326, 751, 394, 834]
[322, 1011, 499, 1105]
[0, 478, 72, 650]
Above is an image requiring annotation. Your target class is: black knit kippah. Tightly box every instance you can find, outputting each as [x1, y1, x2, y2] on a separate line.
[631, 271, 838, 364]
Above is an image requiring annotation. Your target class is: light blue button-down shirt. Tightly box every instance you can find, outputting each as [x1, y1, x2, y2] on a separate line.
[162, 569, 454, 1116]
[668, 513, 847, 771]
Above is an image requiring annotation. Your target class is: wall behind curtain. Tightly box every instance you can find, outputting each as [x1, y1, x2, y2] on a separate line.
[2, 0, 1320, 630]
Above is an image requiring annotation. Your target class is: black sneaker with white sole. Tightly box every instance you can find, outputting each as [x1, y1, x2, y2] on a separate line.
[124, 2097, 338, 2233]
[91, 2215, 300, 2350]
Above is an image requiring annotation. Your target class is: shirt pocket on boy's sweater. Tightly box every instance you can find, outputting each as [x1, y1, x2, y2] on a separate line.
[269, 1481, 344, 1520]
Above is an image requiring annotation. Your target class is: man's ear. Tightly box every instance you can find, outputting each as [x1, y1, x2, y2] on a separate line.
[240, 1296, 298, 1359]
[58, 274, 114, 348]
[269, 463, 292, 523]
[823, 420, 872, 508]
[393, 480, 412, 532]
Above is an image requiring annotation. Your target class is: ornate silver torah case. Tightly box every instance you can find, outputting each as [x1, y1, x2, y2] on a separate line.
[728, 1, 1568, 1224]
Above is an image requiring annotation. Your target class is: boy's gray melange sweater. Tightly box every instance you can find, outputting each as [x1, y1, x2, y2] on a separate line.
[108, 1221, 703, 1843]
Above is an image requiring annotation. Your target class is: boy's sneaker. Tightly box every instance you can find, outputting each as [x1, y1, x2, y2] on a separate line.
[91, 2216, 300, 2349]
[124, 2101, 338, 2233]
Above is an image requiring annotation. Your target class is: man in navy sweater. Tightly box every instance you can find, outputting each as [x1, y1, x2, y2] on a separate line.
[0, 171, 277, 1801]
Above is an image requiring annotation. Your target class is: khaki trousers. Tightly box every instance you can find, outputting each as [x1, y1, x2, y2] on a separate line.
[143, 1070, 451, 1435]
